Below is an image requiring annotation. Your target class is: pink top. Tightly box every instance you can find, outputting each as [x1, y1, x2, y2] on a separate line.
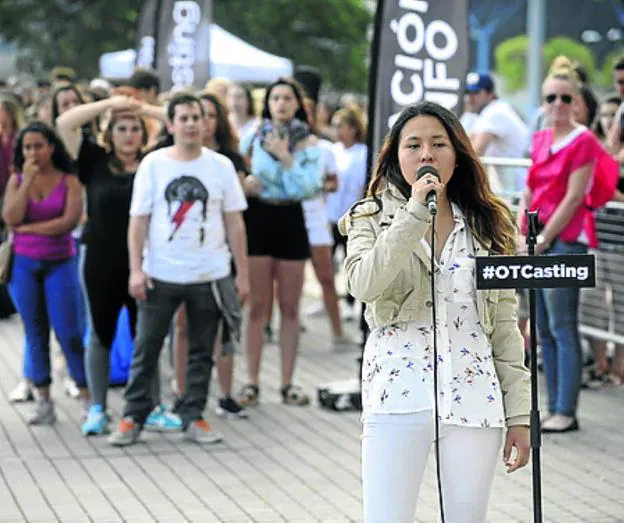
[522, 127, 599, 248]
[12, 175, 76, 260]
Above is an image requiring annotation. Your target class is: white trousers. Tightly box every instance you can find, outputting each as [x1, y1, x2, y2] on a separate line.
[362, 411, 503, 523]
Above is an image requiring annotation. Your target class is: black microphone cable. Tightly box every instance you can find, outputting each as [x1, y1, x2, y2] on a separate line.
[429, 211, 446, 523]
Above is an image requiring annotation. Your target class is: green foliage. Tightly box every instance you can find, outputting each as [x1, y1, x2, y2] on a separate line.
[0, 0, 144, 79]
[494, 35, 529, 92]
[543, 36, 596, 81]
[495, 35, 601, 92]
[0, 0, 373, 91]
[214, 0, 372, 91]
[597, 48, 624, 89]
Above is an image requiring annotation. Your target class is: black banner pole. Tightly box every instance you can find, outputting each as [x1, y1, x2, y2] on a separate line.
[476, 214, 596, 522]
[358, 0, 387, 377]
[526, 209, 543, 523]
[365, 0, 385, 184]
[153, 0, 163, 68]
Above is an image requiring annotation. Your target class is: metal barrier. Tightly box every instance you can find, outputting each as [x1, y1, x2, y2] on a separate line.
[481, 156, 624, 346]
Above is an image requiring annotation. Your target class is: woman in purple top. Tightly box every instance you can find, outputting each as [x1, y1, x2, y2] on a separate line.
[2, 121, 87, 425]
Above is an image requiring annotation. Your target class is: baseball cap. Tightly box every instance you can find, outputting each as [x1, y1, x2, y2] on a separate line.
[465, 72, 495, 93]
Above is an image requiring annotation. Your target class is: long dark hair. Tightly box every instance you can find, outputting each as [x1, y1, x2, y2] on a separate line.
[230, 82, 255, 118]
[261, 77, 308, 124]
[593, 94, 621, 140]
[51, 83, 86, 123]
[367, 102, 515, 255]
[51, 83, 98, 138]
[199, 91, 239, 153]
[578, 85, 598, 128]
[13, 121, 74, 174]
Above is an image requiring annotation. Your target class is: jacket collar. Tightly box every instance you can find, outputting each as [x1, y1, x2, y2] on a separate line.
[380, 185, 491, 263]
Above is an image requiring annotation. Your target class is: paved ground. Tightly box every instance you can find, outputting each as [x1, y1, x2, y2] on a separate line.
[1, 275, 623, 522]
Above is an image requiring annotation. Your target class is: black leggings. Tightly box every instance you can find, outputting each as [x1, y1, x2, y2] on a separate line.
[83, 252, 137, 349]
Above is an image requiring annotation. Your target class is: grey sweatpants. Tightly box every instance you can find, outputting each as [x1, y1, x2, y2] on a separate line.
[122, 278, 223, 426]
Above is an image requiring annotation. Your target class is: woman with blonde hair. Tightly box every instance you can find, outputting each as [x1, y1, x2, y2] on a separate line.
[326, 105, 368, 319]
[518, 56, 611, 432]
[205, 77, 231, 105]
[300, 96, 352, 349]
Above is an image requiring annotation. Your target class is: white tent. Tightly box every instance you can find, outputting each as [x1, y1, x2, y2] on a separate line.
[99, 24, 293, 83]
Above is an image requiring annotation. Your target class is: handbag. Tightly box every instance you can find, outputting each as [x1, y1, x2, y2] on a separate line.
[0, 229, 14, 284]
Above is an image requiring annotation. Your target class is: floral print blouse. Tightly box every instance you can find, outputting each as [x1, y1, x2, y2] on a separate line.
[361, 203, 506, 428]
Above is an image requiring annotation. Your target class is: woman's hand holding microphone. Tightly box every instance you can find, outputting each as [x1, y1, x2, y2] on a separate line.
[411, 170, 444, 207]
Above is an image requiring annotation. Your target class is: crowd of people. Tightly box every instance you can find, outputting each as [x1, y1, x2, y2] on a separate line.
[458, 56, 624, 436]
[341, 55, 624, 521]
[1, 52, 623, 454]
[0, 66, 368, 444]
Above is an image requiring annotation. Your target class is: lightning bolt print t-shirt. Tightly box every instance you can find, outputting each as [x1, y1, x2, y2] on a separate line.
[129, 147, 247, 283]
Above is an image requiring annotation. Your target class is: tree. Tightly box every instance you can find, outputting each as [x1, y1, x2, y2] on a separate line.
[0, 1, 143, 79]
[495, 35, 597, 92]
[544, 37, 596, 81]
[494, 35, 528, 92]
[0, 0, 372, 91]
[214, 0, 372, 92]
[599, 49, 624, 89]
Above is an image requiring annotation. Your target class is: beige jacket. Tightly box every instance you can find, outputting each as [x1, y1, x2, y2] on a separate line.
[338, 187, 530, 427]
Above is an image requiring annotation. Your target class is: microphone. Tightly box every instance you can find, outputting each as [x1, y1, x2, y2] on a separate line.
[416, 165, 440, 215]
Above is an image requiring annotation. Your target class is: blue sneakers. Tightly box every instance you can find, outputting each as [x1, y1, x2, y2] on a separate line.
[82, 404, 109, 436]
[144, 404, 183, 432]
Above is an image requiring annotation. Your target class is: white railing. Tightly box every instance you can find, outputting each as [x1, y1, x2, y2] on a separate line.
[482, 156, 623, 346]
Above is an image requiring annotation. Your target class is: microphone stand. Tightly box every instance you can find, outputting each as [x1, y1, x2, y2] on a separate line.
[526, 210, 543, 523]
[429, 205, 446, 523]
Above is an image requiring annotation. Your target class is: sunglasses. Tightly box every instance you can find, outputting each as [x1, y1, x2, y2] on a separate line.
[544, 93, 573, 105]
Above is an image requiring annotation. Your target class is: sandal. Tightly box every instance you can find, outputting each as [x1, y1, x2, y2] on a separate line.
[581, 364, 608, 389]
[281, 384, 310, 406]
[601, 373, 623, 388]
[238, 384, 259, 407]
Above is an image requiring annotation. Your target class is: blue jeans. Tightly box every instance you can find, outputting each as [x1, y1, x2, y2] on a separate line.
[535, 240, 587, 416]
[8, 254, 86, 388]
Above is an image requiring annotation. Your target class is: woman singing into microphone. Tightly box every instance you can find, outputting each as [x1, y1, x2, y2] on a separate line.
[339, 102, 530, 522]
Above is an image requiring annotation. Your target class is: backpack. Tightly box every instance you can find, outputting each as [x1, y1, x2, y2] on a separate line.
[109, 307, 134, 387]
[586, 143, 619, 211]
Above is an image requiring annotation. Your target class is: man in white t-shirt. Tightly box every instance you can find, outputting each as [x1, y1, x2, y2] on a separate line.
[109, 92, 249, 446]
[466, 72, 530, 192]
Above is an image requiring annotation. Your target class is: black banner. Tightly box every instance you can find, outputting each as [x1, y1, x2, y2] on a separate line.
[136, 0, 159, 70]
[367, 0, 470, 166]
[136, 0, 213, 91]
[476, 255, 596, 290]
